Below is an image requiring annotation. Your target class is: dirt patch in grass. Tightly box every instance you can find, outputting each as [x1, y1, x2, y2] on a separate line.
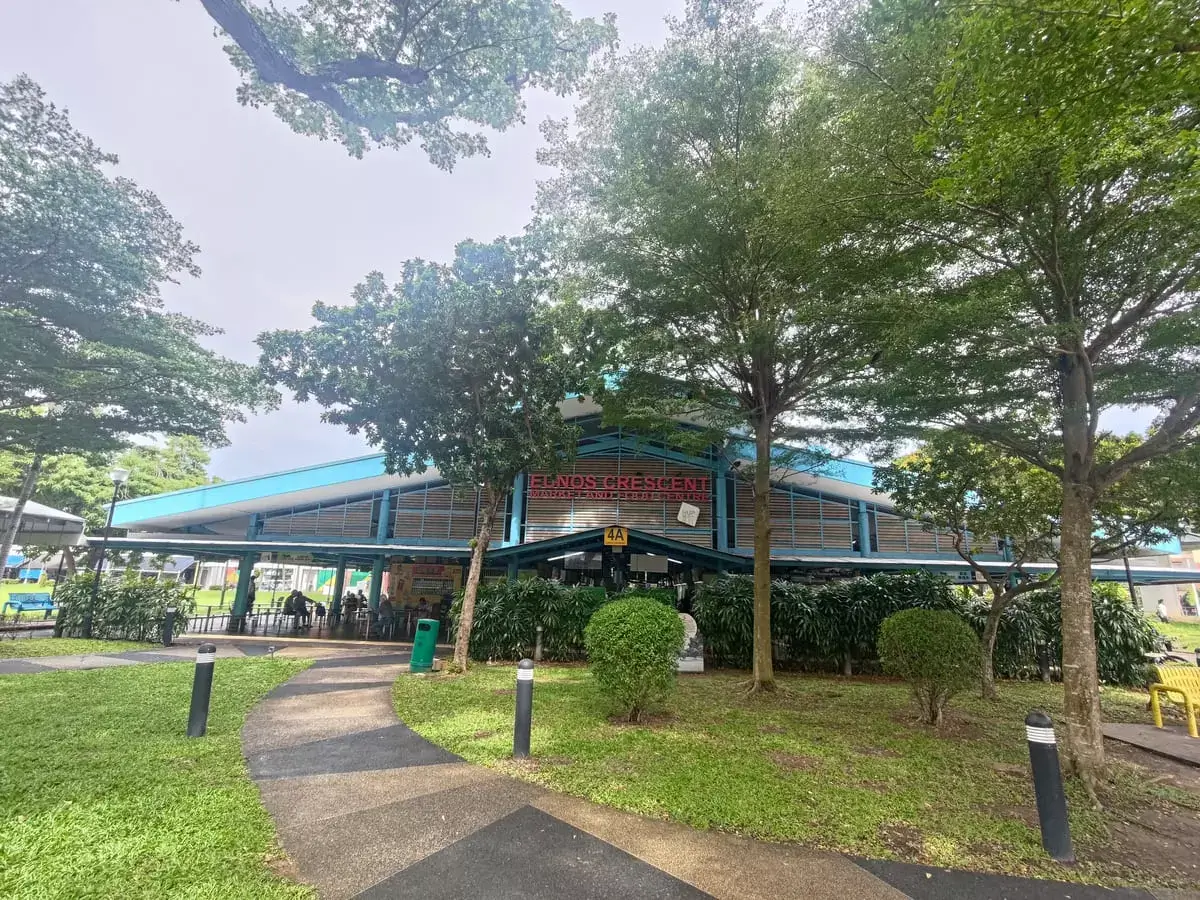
[770, 752, 822, 772]
[537, 755, 573, 767]
[1094, 806, 1200, 878]
[1106, 740, 1200, 794]
[854, 745, 901, 759]
[492, 688, 515, 696]
[980, 804, 1040, 828]
[877, 823, 925, 858]
[857, 779, 893, 793]
[472, 729, 496, 739]
[758, 723, 788, 735]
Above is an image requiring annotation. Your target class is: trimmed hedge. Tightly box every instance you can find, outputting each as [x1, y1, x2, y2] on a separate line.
[879, 609, 979, 725]
[585, 599, 685, 722]
[692, 573, 1158, 685]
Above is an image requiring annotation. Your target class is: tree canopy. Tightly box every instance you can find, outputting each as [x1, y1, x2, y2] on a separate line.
[199, 0, 617, 167]
[536, 0, 915, 690]
[0, 75, 269, 574]
[258, 238, 581, 668]
[819, 0, 1200, 788]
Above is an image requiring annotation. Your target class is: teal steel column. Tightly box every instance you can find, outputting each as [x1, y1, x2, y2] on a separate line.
[369, 556, 384, 610]
[857, 501, 871, 557]
[376, 490, 392, 543]
[715, 464, 730, 551]
[330, 556, 347, 621]
[227, 551, 256, 633]
[507, 558, 519, 581]
[507, 473, 526, 545]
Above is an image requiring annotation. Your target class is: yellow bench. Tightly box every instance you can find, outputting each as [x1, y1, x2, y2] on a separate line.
[1150, 665, 1200, 738]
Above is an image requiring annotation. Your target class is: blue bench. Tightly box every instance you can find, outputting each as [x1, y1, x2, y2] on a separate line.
[2, 592, 57, 619]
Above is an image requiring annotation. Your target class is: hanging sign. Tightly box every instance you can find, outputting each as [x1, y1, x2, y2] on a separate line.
[528, 473, 710, 503]
[604, 525, 629, 546]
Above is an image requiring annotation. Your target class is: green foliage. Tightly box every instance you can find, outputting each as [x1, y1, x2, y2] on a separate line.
[0, 436, 217, 532]
[693, 573, 1156, 686]
[878, 609, 980, 725]
[692, 572, 957, 670]
[1029, 584, 1163, 688]
[204, 0, 615, 167]
[0, 76, 270, 459]
[450, 579, 608, 662]
[618, 586, 677, 607]
[55, 573, 195, 642]
[259, 240, 580, 500]
[584, 599, 685, 722]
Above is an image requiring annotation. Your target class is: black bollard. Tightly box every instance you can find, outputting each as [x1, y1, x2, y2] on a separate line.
[534, 625, 544, 663]
[513, 658, 534, 759]
[1025, 710, 1074, 862]
[162, 606, 177, 646]
[187, 643, 218, 738]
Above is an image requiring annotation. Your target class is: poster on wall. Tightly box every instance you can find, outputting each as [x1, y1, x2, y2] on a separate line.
[389, 562, 462, 611]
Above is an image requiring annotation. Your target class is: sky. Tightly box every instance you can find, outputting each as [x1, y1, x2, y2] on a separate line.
[0, 0, 675, 480]
[2, 0, 1154, 482]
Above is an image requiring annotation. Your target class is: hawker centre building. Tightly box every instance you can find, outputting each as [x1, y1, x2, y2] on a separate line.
[103, 396, 1193, 632]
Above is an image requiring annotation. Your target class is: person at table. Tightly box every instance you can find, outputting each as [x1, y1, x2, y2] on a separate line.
[416, 597, 430, 620]
[294, 592, 311, 627]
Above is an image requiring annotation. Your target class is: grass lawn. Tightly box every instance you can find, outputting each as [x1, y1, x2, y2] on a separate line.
[395, 666, 1200, 888]
[1156, 618, 1200, 652]
[0, 657, 313, 899]
[0, 637, 150, 658]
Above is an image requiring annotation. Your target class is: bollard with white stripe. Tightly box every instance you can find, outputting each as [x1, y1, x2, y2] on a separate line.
[513, 658, 534, 759]
[1025, 710, 1074, 862]
[162, 607, 178, 647]
[534, 625, 544, 663]
[187, 642, 218, 738]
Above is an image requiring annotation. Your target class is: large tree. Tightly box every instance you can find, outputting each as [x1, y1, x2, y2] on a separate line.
[197, 0, 616, 167]
[537, 0, 910, 691]
[820, 0, 1200, 788]
[877, 433, 1200, 700]
[258, 238, 580, 670]
[0, 76, 268, 572]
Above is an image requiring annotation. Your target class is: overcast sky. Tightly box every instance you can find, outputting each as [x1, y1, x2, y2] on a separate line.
[3, 1, 1153, 482]
[0, 0, 674, 480]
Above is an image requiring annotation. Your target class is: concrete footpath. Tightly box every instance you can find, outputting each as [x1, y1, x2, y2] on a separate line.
[243, 653, 1190, 900]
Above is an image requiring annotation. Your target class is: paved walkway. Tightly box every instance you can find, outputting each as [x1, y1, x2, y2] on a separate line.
[243, 654, 1190, 900]
[1104, 723, 1200, 767]
[0, 638, 390, 675]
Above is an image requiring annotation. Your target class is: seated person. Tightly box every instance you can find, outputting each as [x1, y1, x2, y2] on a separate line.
[294, 592, 311, 626]
[315, 601, 327, 622]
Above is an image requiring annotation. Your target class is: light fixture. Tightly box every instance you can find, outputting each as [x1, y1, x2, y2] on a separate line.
[109, 468, 130, 485]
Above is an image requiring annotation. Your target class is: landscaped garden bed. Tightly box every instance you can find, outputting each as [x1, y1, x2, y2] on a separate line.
[394, 666, 1200, 889]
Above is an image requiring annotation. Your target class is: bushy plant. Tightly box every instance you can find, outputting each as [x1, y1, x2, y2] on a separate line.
[692, 575, 757, 667]
[584, 598, 685, 722]
[55, 573, 195, 642]
[1027, 583, 1161, 686]
[450, 579, 610, 661]
[878, 609, 979, 725]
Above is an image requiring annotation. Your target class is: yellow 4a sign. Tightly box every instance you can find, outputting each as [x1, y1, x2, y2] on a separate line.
[603, 525, 628, 547]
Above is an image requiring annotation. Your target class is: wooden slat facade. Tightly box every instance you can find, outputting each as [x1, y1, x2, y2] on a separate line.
[733, 483, 857, 552]
[261, 498, 374, 538]
[393, 484, 481, 542]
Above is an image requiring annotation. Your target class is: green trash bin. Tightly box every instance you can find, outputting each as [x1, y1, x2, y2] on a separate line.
[410, 618, 439, 672]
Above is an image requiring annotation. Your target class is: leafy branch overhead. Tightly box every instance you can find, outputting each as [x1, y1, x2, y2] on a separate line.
[199, 0, 617, 167]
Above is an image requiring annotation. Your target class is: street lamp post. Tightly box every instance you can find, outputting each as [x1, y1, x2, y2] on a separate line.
[83, 468, 130, 639]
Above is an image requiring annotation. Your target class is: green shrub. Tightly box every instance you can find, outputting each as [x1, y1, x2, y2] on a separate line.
[692, 572, 958, 672]
[55, 573, 195, 642]
[584, 599, 685, 722]
[878, 609, 979, 725]
[619, 586, 678, 606]
[450, 579, 610, 661]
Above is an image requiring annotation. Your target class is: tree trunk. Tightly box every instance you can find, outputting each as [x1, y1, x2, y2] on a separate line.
[751, 419, 776, 691]
[980, 587, 1006, 700]
[0, 452, 44, 582]
[1060, 480, 1105, 792]
[453, 486, 503, 672]
[842, 653, 853, 676]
